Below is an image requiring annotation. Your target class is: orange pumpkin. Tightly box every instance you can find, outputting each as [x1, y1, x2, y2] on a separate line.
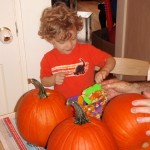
[16, 79, 72, 147]
[47, 99, 118, 150]
[102, 93, 150, 150]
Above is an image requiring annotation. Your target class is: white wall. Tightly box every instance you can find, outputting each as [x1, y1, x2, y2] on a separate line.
[20, 0, 53, 89]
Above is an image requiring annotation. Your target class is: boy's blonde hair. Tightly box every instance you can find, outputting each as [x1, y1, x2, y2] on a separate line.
[38, 2, 83, 42]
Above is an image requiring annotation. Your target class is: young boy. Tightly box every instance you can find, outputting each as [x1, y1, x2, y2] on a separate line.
[38, 2, 116, 99]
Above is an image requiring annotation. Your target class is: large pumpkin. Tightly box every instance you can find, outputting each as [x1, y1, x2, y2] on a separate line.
[47, 99, 118, 150]
[16, 79, 72, 147]
[102, 93, 150, 150]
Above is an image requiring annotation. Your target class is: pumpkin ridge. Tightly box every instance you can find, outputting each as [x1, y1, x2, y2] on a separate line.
[87, 119, 117, 149]
[65, 125, 83, 150]
[49, 101, 62, 124]
[49, 119, 77, 150]
[85, 123, 101, 149]
[28, 104, 43, 144]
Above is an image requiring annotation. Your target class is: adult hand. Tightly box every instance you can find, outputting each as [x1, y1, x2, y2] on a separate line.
[101, 79, 134, 99]
[131, 92, 150, 136]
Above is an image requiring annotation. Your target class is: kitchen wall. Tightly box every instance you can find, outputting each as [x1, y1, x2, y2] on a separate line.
[116, 0, 150, 61]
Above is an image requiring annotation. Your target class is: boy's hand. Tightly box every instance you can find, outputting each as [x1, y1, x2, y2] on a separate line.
[54, 72, 67, 85]
[95, 70, 109, 83]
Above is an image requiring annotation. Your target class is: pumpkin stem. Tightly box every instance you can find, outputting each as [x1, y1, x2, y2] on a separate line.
[29, 78, 48, 99]
[67, 99, 90, 125]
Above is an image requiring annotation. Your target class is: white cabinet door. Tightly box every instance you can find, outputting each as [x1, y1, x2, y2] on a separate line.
[0, 0, 27, 115]
[0, 0, 53, 115]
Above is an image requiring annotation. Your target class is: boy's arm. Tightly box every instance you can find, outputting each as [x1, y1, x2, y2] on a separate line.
[95, 56, 116, 83]
[41, 76, 56, 87]
[100, 56, 116, 73]
[41, 72, 67, 87]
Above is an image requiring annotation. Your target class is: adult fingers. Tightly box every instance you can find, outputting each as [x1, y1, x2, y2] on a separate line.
[132, 99, 150, 107]
[136, 117, 150, 123]
[146, 130, 150, 136]
[131, 106, 150, 114]
[101, 78, 119, 86]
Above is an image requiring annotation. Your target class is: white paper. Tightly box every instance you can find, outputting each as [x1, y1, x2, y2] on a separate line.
[0, 113, 46, 150]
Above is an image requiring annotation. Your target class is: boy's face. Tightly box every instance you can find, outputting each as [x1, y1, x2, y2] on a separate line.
[50, 28, 77, 54]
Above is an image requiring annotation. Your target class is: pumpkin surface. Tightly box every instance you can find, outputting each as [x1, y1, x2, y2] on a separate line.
[16, 79, 72, 147]
[102, 93, 150, 150]
[47, 100, 118, 150]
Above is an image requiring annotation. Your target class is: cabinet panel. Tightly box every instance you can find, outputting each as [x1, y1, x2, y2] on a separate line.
[124, 0, 150, 61]
[115, 0, 150, 81]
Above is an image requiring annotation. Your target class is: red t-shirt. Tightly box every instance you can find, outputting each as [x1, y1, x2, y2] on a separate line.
[40, 43, 111, 98]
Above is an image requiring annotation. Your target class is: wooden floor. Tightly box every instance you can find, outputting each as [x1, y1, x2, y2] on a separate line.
[78, 1, 101, 31]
